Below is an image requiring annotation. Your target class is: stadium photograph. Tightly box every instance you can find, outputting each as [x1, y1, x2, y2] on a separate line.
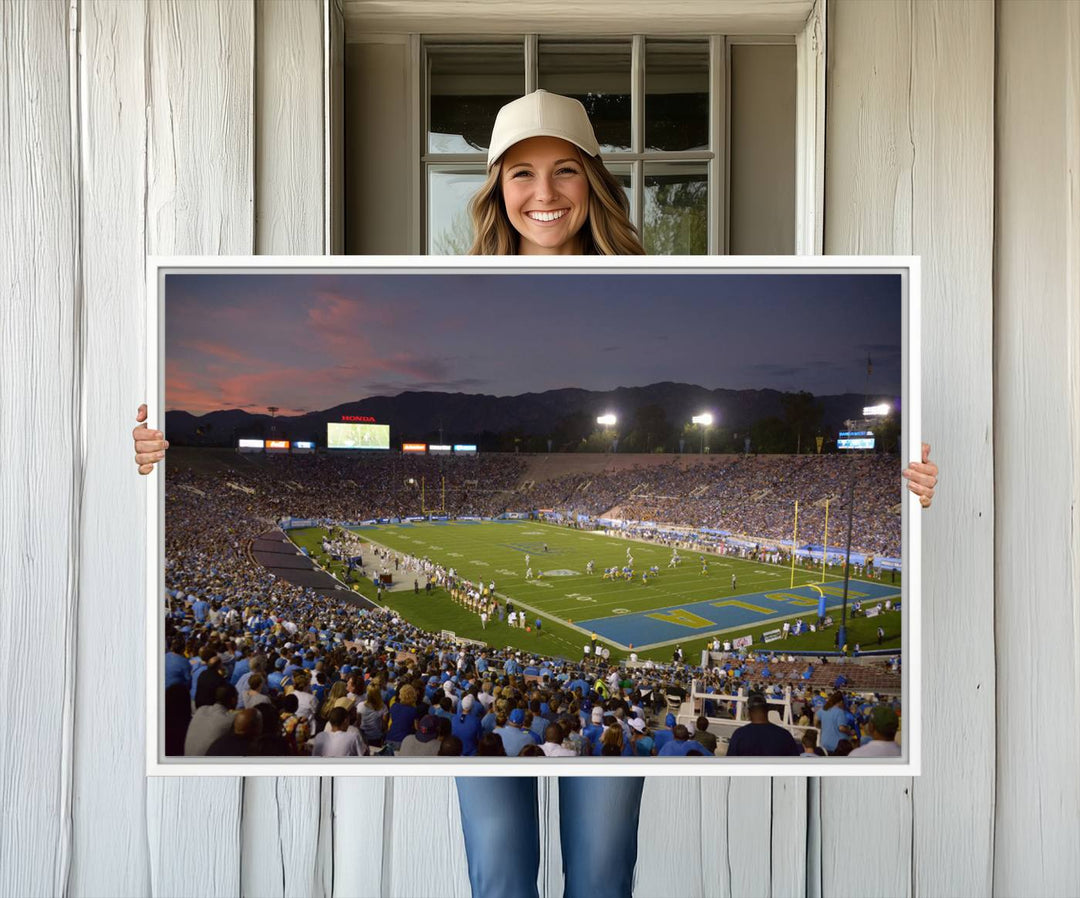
[158, 262, 910, 768]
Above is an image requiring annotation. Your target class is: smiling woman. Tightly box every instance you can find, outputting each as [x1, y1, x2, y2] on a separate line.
[500, 137, 591, 254]
[466, 90, 645, 256]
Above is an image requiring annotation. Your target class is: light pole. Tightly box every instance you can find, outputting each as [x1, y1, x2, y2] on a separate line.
[836, 403, 890, 651]
[596, 414, 617, 453]
[692, 412, 713, 454]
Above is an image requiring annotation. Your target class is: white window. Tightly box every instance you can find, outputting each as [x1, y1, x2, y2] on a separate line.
[340, 4, 824, 256]
[422, 35, 798, 256]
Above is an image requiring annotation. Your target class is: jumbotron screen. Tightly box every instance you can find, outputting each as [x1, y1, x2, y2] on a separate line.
[327, 422, 390, 450]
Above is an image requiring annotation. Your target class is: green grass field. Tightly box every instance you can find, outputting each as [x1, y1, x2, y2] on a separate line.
[287, 520, 901, 664]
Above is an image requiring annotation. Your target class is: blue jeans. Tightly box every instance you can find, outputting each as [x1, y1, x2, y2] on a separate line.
[455, 777, 645, 898]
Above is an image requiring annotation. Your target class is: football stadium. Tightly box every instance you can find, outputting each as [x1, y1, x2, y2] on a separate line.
[164, 441, 904, 761]
[163, 269, 905, 762]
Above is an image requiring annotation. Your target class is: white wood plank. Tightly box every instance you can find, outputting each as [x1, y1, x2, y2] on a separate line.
[695, 777, 797, 898]
[771, 777, 808, 897]
[255, 0, 324, 255]
[636, 777, 704, 898]
[820, 778, 912, 898]
[806, 778, 821, 898]
[697, 778, 729, 898]
[824, 0, 912, 255]
[907, 3, 996, 896]
[384, 777, 471, 898]
[145, 0, 255, 257]
[315, 778, 335, 897]
[70, 2, 153, 894]
[994, 3, 1080, 894]
[539, 777, 561, 898]
[241, 778, 326, 898]
[147, 779, 244, 897]
[331, 779, 388, 898]
[144, 3, 255, 895]
[726, 779, 772, 898]
[823, 4, 997, 897]
[0, 2, 77, 895]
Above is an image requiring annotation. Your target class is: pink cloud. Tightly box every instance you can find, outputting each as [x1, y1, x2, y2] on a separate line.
[181, 339, 260, 366]
[303, 290, 405, 362]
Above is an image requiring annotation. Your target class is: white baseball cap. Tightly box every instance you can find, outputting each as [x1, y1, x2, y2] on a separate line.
[486, 90, 600, 169]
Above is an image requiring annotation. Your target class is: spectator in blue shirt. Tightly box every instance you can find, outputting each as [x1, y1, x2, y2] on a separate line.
[452, 695, 483, 756]
[494, 708, 534, 757]
[657, 724, 695, 756]
[164, 639, 191, 690]
[814, 692, 853, 753]
[386, 684, 420, 750]
[652, 713, 678, 754]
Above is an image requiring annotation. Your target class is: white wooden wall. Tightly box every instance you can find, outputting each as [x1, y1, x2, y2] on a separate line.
[1, 1, 1077, 896]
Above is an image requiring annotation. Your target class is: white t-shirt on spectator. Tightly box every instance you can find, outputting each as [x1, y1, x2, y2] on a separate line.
[312, 729, 364, 757]
[293, 690, 317, 722]
[542, 741, 576, 757]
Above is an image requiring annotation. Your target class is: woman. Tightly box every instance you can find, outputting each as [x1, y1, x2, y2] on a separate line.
[319, 680, 350, 727]
[134, 89, 939, 898]
[357, 682, 387, 748]
[600, 724, 626, 757]
[385, 683, 420, 752]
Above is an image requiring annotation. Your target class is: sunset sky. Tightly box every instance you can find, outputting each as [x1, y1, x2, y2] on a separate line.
[164, 271, 902, 416]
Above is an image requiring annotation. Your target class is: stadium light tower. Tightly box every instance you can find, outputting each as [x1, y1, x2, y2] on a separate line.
[596, 414, 617, 452]
[692, 412, 713, 454]
[835, 403, 888, 651]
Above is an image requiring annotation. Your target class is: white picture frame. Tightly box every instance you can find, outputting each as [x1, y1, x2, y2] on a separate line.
[146, 254, 920, 777]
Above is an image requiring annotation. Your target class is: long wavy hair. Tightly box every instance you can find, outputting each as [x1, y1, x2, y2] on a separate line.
[468, 149, 645, 256]
[319, 680, 349, 720]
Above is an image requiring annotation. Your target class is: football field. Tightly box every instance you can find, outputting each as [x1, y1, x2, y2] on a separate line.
[314, 519, 900, 656]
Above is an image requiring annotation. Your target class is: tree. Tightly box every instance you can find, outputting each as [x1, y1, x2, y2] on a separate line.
[752, 416, 795, 453]
[623, 403, 673, 453]
[872, 414, 901, 455]
[432, 211, 474, 255]
[781, 391, 823, 454]
[643, 178, 707, 255]
[550, 410, 595, 452]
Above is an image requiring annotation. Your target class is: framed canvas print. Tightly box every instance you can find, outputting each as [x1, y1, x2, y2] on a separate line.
[146, 255, 920, 776]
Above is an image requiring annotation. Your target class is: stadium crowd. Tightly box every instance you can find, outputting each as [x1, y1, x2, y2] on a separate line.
[164, 454, 902, 760]
[525, 454, 901, 557]
[170, 449, 901, 557]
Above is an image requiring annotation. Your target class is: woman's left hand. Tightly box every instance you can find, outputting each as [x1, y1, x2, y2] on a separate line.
[902, 442, 938, 508]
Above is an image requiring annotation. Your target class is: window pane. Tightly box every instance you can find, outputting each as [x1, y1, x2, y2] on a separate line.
[538, 41, 631, 153]
[645, 40, 709, 152]
[604, 163, 634, 221]
[428, 167, 487, 254]
[428, 44, 524, 154]
[643, 163, 708, 255]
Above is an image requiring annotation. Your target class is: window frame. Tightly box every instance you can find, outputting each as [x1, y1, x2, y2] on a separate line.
[413, 5, 825, 256]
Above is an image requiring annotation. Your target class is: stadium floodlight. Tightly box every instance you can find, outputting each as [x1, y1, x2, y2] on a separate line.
[692, 413, 714, 453]
[863, 403, 890, 417]
[596, 414, 617, 427]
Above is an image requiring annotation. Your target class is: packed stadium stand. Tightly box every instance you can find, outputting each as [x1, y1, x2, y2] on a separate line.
[163, 449, 903, 759]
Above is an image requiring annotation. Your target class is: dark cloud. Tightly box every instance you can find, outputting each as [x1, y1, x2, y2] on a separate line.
[361, 377, 491, 396]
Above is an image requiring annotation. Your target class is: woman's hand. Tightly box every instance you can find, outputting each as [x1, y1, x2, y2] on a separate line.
[902, 442, 938, 508]
[133, 403, 169, 474]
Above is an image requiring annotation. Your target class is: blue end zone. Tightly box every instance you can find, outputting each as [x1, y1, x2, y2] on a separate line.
[577, 581, 900, 647]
